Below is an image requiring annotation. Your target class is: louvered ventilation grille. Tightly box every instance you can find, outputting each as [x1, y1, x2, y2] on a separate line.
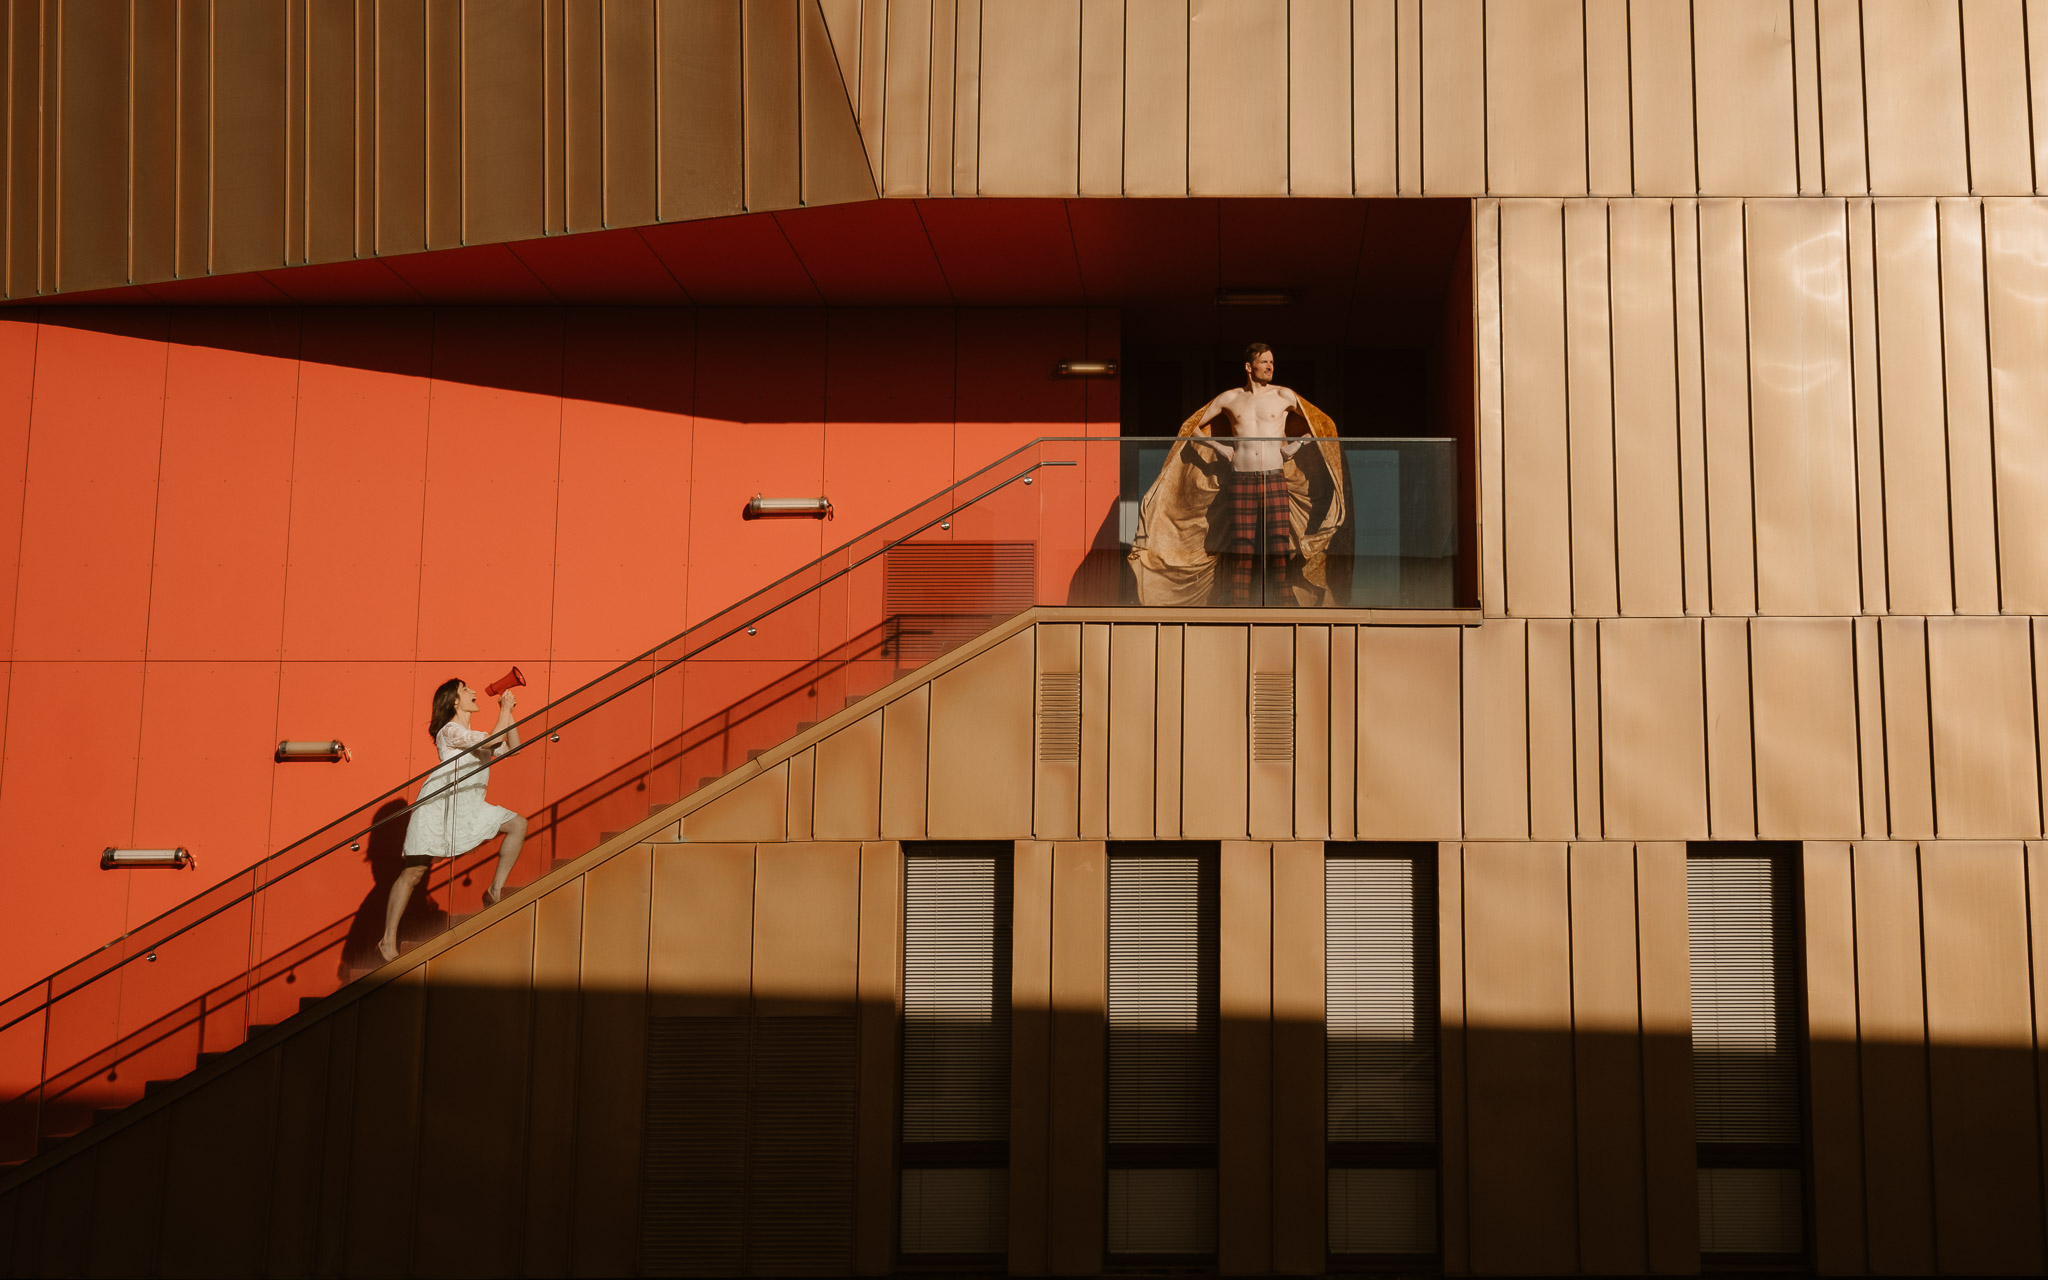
[1688, 850, 1803, 1259]
[1325, 850, 1440, 1258]
[639, 1016, 855, 1277]
[1250, 671, 1294, 762]
[1107, 849, 1219, 1257]
[641, 1017, 748, 1277]
[886, 541, 1036, 661]
[1038, 673, 1081, 763]
[748, 1018, 856, 1276]
[900, 848, 1012, 1258]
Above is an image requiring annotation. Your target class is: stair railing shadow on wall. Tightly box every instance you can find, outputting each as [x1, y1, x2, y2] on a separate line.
[0, 432, 1458, 1167]
[0, 437, 1101, 1166]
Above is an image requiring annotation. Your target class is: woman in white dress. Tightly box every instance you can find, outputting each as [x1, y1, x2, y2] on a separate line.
[378, 678, 529, 962]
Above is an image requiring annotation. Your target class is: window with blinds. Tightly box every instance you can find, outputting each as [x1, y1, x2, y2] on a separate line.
[1687, 843, 1805, 1265]
[1325, 843, 1440, 1263]
[1107, 844, 1220, 1260]
[900, 844, 1013, 1265]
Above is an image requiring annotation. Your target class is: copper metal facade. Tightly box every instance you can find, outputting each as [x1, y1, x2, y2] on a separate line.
[5, 1, 2048, 1276]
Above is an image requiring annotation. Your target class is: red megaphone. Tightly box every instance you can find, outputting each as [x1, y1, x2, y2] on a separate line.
[485, 666, 527, 698]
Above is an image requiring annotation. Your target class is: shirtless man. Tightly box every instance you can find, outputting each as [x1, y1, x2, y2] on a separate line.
[1190, 343, 1310, 603]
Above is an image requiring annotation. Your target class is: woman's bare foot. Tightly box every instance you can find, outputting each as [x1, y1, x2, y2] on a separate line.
[377, 938, 400, 963]
[482, 885, 504, 907]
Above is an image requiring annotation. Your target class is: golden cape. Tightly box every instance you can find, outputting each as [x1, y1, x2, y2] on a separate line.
[1127, 395, 1350, 606]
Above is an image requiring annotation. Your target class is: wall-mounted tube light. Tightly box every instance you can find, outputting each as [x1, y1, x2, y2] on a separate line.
[1215, 289, 1295, 307]
[744, 495, 833, 520]
[102, 847, 195, 870]
[1053, 359, 1119, 378]
[275, 740, 351, 763]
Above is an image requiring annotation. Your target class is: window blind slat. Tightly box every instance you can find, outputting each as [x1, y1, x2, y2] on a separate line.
[1326, 857, 1438, 1144]
[1325, 849, 1440, 1260]
[901, 847, 1011, 1258]
[1108, 849, 1219, 1256]
[1687, 850, 1804, 1260]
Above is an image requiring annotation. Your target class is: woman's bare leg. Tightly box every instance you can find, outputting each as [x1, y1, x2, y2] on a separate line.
[379, 865, 426, 962]
[485, 814, 528, 903]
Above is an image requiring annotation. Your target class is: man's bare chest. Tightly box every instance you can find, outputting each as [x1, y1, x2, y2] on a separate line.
[1220, 392, 1290, 435]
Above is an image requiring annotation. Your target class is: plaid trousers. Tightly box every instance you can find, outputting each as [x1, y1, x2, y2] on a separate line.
[1219, 468, 1294, 604]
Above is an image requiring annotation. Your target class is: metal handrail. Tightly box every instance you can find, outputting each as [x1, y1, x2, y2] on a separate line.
[0, 433, 1449, 1023]
[0, 434, 1097, 1024]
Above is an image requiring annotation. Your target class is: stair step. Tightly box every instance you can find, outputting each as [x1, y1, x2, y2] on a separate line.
[746, 748, 766, 762]
[90, 1106, 123, 1127]
[247, 1024, 276, 1039]
[143, 1079, 175, 1098]
[299, 996, 322, 1015]
[195, 1051, 225, 1069]
[795, 721, 818, 733]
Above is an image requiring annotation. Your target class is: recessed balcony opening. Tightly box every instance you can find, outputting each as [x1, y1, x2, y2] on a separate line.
[1108, 198, 1476, 610]
[31, 195, 1476, 619]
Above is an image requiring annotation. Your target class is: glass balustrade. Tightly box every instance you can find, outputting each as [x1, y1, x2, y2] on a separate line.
[0, 434, 1459, 1165]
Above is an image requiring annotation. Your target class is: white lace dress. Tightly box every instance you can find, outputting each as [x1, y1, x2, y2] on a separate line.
[401, 720, 519, 860]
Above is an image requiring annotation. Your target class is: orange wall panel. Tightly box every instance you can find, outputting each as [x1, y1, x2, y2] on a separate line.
[953, 308, 1089, 480]
[128, 661, 285, 927]
[686, 313, 828, 625]
[0, 318, 37, 660]
[279, 311, 434, 662]
[146, 313, 300, 661]
[822, 308, 957, 534]
[550, 310, 695, 658]
[14, 318, 169, 662]
[529, 658, 656, 862]
[0, 662, 147, 982]
[266, 660, 428, 848]
[415, 314, 566, 662]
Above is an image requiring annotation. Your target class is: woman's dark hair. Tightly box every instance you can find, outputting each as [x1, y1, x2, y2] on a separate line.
[428, 678, 464, 739]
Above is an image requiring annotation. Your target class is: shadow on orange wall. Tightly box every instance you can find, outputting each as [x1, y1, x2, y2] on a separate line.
[0, 303, 1113, 994]
[335, 799, 441, 974]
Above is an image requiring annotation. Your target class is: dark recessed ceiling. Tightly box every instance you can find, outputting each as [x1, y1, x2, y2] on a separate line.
[27, 197, 1468, 347]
